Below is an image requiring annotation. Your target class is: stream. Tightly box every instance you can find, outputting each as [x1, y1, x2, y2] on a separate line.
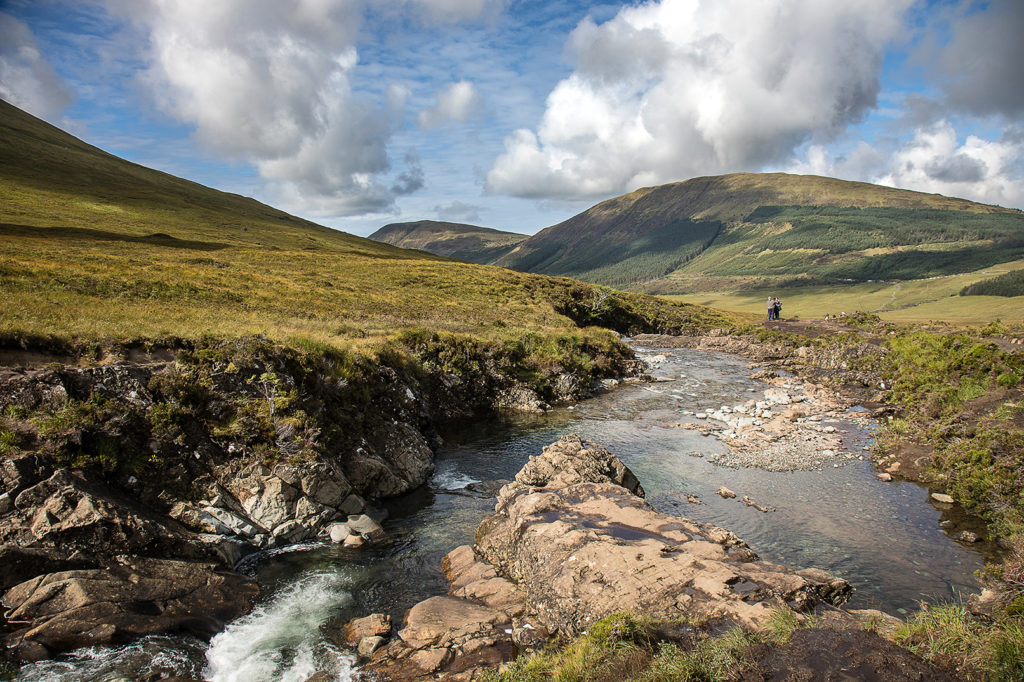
[14, 346, 987, 681]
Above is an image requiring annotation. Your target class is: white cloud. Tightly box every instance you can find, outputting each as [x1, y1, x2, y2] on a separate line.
[0, 12, 72, 121]
[487, 0, 912, 199]
[876, 121, 1024, 208]
[417, 80, 483, 129]
[107, 0, 413, 216]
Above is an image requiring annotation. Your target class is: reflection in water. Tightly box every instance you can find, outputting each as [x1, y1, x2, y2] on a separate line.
[13, 346, 986, 680]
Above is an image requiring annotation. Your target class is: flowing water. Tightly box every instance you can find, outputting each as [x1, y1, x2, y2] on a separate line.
[13, 346, 987, 681]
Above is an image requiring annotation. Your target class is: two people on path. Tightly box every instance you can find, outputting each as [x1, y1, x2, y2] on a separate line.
[766, 296, 782, 321]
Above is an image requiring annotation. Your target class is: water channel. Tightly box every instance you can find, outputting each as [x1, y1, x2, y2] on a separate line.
[15, 346, 987, 681]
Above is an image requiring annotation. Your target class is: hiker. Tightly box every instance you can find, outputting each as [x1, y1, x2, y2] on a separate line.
[766, 296, 775, 320]
[774, 297, 782, 321]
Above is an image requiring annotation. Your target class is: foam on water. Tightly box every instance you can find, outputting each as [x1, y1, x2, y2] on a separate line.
[15, 635, 207, 681]
[204, 570, 358, 682]
[431, 461, 479, 490]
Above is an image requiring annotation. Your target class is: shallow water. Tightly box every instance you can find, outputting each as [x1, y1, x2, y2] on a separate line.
[14, 346, 986, 681]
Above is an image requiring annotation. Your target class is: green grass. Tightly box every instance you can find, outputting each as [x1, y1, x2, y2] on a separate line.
[896, 604, 1024, 680]
[0, 100, 733, 354]
[659, 258, 1024, 324]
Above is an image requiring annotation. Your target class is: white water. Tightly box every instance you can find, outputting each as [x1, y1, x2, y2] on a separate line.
[14, 635, 208, 681]
[204, 570, 359, 682]
[430, 460, 480, 490]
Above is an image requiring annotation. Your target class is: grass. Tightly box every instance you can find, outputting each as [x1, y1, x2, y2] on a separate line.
[0, 100, 733, 356]
[481, 610, 829, 682]
[659, 258, 1024, 324]
[895, 604, 1024, 680]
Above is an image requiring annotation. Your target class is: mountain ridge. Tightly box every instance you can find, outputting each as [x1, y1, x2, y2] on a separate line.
[373, 172, 1023, 290]
[370, 220, 527, 264]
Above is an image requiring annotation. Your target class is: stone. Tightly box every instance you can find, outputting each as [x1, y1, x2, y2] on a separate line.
[876, 473, 893, 482]
[476, 437, 850, 637]
[716, 486, 737, 499]
[1, 557, 257, 661]
[328, 523, 351, 543]
[398, 596, 508, 649]
[343, 534, 366, 548]
[358, 635, 386, 658]
[346, 514, 384, 540]
[270, 520, 308, 545]
[957, 531, 979, 543]
[931, 493, 955, 504]
[339, 494, 365, 515]
[342, 613, 392, 644]
[0, 492, 11, 514]
[510, 434, 644, 497]
[410, 647, 452, 673]
[239, 477, 299, 531]
[201, 507, 263, 539]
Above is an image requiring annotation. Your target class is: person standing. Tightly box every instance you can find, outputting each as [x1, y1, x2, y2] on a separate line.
[774, 297, 782, 321]
[767, 296, 775, 320]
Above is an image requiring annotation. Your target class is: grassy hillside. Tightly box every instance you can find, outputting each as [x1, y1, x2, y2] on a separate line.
[661, 259, 1024, 324]
[370, 220, 527, 264]
[493, 173, 1024, 290]
[0, 100, 732, 353]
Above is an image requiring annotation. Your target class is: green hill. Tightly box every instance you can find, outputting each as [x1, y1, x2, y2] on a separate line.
[493, 173, 1024, 291]
[0, 100, 731, 348]
[370, 220, 527, 264]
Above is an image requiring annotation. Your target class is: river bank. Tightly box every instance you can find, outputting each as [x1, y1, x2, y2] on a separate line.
[2, 330, 1004, 679]
[0, 331, 642, 667]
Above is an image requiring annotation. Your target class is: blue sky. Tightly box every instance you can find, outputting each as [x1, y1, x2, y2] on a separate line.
[1, 0, 1022, 237]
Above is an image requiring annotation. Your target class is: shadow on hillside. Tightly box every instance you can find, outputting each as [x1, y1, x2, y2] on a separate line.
[0, 223, 230, 251]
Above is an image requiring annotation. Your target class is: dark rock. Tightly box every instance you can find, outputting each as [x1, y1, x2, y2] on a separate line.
[2, 557, 258, 661]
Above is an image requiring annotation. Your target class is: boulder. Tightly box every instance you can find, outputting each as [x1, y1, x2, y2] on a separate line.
[358, 635, 387, 658]
[368, 437, 853, 680]
[1, 557, 258, 661]
[346, 514, 384, 540]
[341, 613, 392, 644]
[477, 436, 850, 637]
[511, 434, 643, 497]
[328, 522, 351, 543]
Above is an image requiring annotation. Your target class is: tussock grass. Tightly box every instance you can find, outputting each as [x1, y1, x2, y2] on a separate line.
[896, 604, 1024, 680]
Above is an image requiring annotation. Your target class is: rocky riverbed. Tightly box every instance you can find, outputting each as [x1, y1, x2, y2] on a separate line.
[648, 353, 875, 472]
[352, 435, 944, 681]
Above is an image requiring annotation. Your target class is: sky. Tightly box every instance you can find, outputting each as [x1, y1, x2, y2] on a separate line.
[1, 0, 1022, 237]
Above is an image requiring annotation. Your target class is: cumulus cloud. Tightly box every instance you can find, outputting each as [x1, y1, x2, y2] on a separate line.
[435, 200, 482, 223]
[0, 12, 72, 121]
[932, 0, 1024, 118]
[107, 0, 415, 216]
[418, 80, 483, 129]
[876, 121, 1024, 208]
[487, 0, 912, 199]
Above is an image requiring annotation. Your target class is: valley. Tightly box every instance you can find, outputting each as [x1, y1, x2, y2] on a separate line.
[1, 98, 1024, 681]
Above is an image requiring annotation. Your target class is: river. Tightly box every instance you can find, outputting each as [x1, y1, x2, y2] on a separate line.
[14, 345, 986, 681]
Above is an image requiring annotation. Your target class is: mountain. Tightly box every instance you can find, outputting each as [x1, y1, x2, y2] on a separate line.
[0, 100, 730, 345]
[370, 220, 528, 264]
[492, 173, 1024, 291]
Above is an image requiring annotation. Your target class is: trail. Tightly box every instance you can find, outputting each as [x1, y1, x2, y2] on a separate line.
[874, 282, 902, 312]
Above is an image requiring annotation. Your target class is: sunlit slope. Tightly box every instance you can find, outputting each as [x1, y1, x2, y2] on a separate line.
[494, 172, 1024, 289]
[0, 99, 418, 255]
[664, 259, 1024, 324]
[370, 220, 527, 264]
[0, 100, 733, 345]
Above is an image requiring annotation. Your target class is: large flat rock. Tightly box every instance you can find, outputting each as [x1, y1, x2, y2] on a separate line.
[2, 557, 258, 661]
